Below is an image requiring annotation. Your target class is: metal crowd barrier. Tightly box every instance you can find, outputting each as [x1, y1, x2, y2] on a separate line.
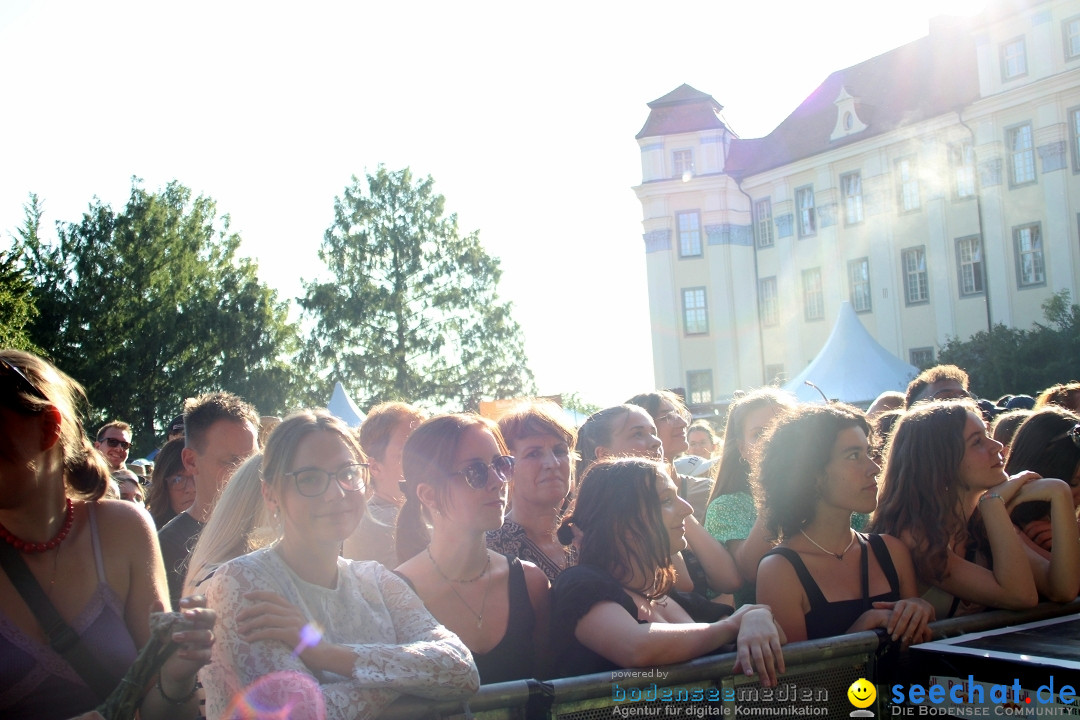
[378, 599, 1080, 720]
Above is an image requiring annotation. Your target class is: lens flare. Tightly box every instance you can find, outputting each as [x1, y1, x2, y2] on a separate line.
[223, 670, 326, 719]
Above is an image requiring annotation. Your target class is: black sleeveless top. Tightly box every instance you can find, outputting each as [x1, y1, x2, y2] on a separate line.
[396, 554, 535, 684]
[763, 533, 900, 640]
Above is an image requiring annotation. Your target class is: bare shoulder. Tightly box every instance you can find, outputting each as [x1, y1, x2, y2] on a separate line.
[93, 499, 157, 549]
[756, 550, 798, 579]
[520, 559, 551, 597]
[879, 533, 912, 556]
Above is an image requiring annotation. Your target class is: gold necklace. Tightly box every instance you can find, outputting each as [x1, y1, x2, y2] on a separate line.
[800, 529, 857, 560]
[427, 547, 493, 628]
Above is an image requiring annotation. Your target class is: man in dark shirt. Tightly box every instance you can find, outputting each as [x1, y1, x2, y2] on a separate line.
[158, 392, 258, 609]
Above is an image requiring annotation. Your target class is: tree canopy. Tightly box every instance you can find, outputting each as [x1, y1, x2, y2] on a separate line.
[938, 290, 1080, 400]
[300, 166, 535, 411]
[13, 180, 302, 452]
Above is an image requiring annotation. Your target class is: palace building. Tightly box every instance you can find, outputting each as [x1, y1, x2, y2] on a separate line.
[635, 0, 1080, 411]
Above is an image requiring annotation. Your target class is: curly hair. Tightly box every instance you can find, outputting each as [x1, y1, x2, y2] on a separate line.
[904, 364, 970, 408]
[753, 403, 869, 543]
[562, 457, 676, 600]
[1034, 382, 1080, 412]
[870, 400, 976, 583]
[705, 388, 796, 509]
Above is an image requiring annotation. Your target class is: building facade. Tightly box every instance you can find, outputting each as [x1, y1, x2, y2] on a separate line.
[635, 0, 1080, 411]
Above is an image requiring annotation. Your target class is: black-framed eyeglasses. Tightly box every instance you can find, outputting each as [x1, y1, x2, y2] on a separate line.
[451, 455, 515, 490]
[285, 462, 369, 497]
[101, 437, 132, 451]
[0, 357, 48, 402]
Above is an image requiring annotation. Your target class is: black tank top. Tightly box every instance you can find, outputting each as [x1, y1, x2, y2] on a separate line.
[395, 554, 535, 684]
[764, 533, 900, 640]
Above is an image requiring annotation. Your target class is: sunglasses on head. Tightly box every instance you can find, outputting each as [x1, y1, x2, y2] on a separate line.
[101, 437, 132, 451]
[0, 357, 48, 402]
[1051, 424, 1080, 450]
[451, 455, 515, 489]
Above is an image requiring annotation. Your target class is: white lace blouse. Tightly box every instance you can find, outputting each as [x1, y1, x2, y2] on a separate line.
[202, 547, 480, 720]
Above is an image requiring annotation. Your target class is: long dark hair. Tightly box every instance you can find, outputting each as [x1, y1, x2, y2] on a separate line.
[146, 437, 186, 528]
[560, 457, 676, 600]
[871, 400, 974, 583]
[1005, 406, 1080, 526]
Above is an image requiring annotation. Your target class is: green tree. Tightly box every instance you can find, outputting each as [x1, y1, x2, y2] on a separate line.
[938, 291, 1080, 400]
[0, 195, 42, 351]
[301, 166, 535, 411]
[13, 180, 303, 452]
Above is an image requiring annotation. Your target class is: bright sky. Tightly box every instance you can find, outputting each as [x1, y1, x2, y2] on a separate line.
[0, 0, 987, 409]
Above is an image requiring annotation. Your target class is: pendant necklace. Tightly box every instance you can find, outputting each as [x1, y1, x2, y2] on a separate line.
[427, 547, 493, 628]
[800, 529, 856, 560]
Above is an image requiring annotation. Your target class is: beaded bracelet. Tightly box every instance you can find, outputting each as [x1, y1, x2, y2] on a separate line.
[156, 674, 198, 705]
[979, 492, 1004, 504]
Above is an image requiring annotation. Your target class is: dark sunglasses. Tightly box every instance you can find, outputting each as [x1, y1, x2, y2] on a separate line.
[451, 455, 515, 489]
[101, 437, 132, 451]
[1051, 424, 1080, 450]
[0, 357, 48, 402]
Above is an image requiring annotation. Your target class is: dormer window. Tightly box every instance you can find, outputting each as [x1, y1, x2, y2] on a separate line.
[830, 86, 867, 141]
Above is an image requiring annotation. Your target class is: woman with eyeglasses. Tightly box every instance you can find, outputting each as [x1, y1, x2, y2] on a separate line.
[201, 410, 478, 719]
[395, 414, 551, 684]
[1004, 405, 1080, 558]
[871, 400, 1079, 620]
[145, 438, 195, 529]
[0, 350, 214, 720]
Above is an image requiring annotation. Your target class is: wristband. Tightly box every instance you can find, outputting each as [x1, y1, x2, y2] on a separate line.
[156, 674, 198, 705]
[979, 492, 1004, 504]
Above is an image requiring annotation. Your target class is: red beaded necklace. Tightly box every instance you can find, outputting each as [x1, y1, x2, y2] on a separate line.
[0, 498, 75, 553]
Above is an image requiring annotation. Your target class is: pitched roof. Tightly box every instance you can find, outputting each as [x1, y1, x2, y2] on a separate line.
[636, 83, 729, 139]
[722, 25, 979, 176]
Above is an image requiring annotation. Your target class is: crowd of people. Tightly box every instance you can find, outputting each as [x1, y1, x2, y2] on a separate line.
[2, 346, 1080, 720]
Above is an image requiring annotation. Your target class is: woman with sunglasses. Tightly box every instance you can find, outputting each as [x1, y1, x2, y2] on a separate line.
[0, 350, 214, 720]
[145, 438, 195, 529]
[396, 414, 551, 684]
[202, 410, 478, 719]
[1004, 406, 1080, 557]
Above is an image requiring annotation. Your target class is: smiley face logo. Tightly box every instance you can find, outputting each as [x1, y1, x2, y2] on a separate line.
[848, 678, 876, 709]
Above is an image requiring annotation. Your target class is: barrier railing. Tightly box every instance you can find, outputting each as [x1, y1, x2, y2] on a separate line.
[377, 599, 1080, 720]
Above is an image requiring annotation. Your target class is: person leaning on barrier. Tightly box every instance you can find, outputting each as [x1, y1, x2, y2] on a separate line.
[871, 399, 1080, 619]
[754, 404, 934, 646]
[550, 457, 785, 686]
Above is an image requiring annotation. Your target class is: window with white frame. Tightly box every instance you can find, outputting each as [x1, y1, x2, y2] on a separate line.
[1071, 108, 1080, 171]
[1014, 224, 1045, 287]
[848, 257, 872, 312]
[676, 211, 702, 257]
[1007, 123, 1036, 186]
[796, 185, 816, 238]
[955, 235, 984, 296]
[687, 370, 713, 405]
[1066, 17, 1080, 60]
[841, 172, 863, 225]
[682, 287, 708, 334]
[902, 246, 929, 305]
[910, 347, 934, 368]
[802, 268, 824, 321]
[754, 198, 774, 248]
[1001, 36, 1027, 79]
[673, 149, 694, 179]
[758, 277, 779, 326]
[896, 156, 920, 212]
[949, 141, 976, 198]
